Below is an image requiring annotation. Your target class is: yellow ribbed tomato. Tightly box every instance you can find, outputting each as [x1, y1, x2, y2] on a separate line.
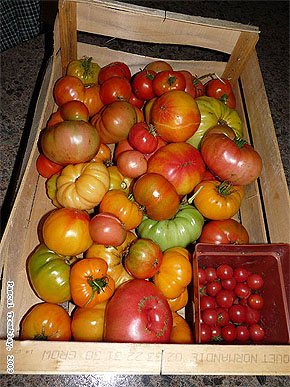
[107, 165, 134, 196]
[167, 287, 188, 312]
[91, 143, 112, 163]
[56, 161, 110, 210]
[153, 247, 192, 299]
[99, 189, 143, 230]
[170, 312, 194, 344]
[85, 231, 136, 288]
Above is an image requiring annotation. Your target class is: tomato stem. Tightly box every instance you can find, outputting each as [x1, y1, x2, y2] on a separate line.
[186, 185, 203, 205]
[218, 181, 236, 197]
[81, 56, 93, 77]
[234, 137, 248, 148]
[84, 275, 110, 307]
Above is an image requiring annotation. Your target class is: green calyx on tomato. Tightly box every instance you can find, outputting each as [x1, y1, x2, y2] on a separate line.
[84, 275, 111, 307]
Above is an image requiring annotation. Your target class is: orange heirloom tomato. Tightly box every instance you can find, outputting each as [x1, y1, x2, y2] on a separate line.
[91, 143, 112, 163]
[66, 56, 101, 85]
[99, 189, 143, 230]
[86, 231, 135, 288]
[153, 247, 192, 299]
[36, 153, 63, 179]
[193, 180, 244, 220]
[71, 301, 107, 342]
[42, 208, 93, 256]
[70, 258, 115, 308]
[56, 161, 110, 210]
[20, 303, 72, 341]
[144, 96, 157, 123]
[170, 312, 194, 344]
[107, 165, 134, 196]
[167, 287, 189, 312]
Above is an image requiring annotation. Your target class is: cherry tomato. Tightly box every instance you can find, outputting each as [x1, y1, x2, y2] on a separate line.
[36, 153, 63, 178]
[247, 273, 264, 290]
[99, 76, 132, 105]
[247, 294, 264, 310]
[129, 92, 144, 109]
[206, 281, 222, 297]
[216, 289, 234, 309]
[200, 323, 211, 343]
[234, 267, 249, 282]
[204, 267, 218, 283]
[234, 282, 251, 299]
[221, 324, 237, 342]
[229, 304, 246, 324]
[216, 307, 230, 327]
[236, 325, 250, 342]
[128, 122, 158, 154]
[217, 264, 233, 280]
[244, 306, 260, 325]
[206, 77, 233, 100]
[200, 296, 215, 311]
[249, 324, 265, 341]
[202, 308, 218, 326]
[221, 277, 236, 291]
[198, 268, 206, 285]
[132, 69, 156, 101]
[211, 325, 222, 342]
[152, 70, 186, 96]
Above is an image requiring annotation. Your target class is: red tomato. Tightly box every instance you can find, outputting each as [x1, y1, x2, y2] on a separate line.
[124, 238, 163, 279]
[206, 281, 222, 297]
[144, 136, 167, 160]
[202, 308, 218, 326]
[117, 150, 148, 178]
[247, 273, 264, 290]
[99, 76, 132, 105]
[236, 325, 250, 342]
[129, 92, 144, 109]
[201, 130, 263, 185]
[216, 289, 234, 309]
[114, 138, 135, 161]
[211, 325, 222, 341]
[221, 277, 236, 290]
[234, 282, 251, 299]
[247, 294, 264, 310]
[200, 323, 211, 343]
[152, 70, 186, 96]
[198, 268, 207, 285]
[199, 219, 249, 245]
[145, 60, 173, 73]
[223, 91, 236, 109]
[228, 304, 246, 323]
[133, 173, 180, 221]
[249, 324, 265, 341]
[36, 153, 63, 178]
[98, 61, 131, 84]
[147, 142, 205, 196]
[216, 307, 230, 327]
[234, 267, 249, 283]
[200, 296, 215, 311]
[151, 90, 201, 142]
[128, 122, 158, 154]
[204, 267, 217, 283]
[244, 306, 260, 325]
[180, 70, 205, 98]
[205, 77, 233, 100]
[222, 324, 237, 341]
[132, 69, 156, 101]
[217, 264, 233, 280]
[104, 279, 173, 343]
[89, 212, 127, 246]
[53, 75, 85, 106]
[82, 84, 104, 117]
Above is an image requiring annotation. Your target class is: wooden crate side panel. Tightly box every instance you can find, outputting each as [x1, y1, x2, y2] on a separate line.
[0, 53, 62, 338]
[240, 51, 290, 243]
[233, 83, 268, 243]
[1, 340, 289, 375]
[76, 1, 241, 54]
[78, 42, 227, 75]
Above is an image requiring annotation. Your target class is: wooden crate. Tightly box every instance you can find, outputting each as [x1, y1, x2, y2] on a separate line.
[0, 0, 289, 375]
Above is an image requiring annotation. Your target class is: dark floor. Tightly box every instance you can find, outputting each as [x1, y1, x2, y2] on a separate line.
[0, 0, 289, 385]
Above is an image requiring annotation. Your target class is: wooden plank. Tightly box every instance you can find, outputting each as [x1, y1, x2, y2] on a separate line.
[223, 31, 259, 85]
[1, 341, 289, 375]
[58, 0, 77, 74]
[75, 1, 242, 54]
[240, 50, 290, 243]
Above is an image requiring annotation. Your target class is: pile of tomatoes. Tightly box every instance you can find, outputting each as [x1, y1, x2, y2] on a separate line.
[21, 56, 264, 344]
[198, 264, 265, 343]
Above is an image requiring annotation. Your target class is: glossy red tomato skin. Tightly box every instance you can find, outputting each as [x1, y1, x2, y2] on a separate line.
[132, 69, 156, 101]
[180, 70, 205, 98]
[247, 294, 264, 310]
[89, 212, 127, 246]
[221, 277, 236, 291]
[60, 100, 89, 121]
[199, 219, 249, 245]
[229, 304, 246, 324]
[200, 296, 215, 311]
[222, 324, 237, 342]
[198, 268, 207, 285]
[223, 92, 236, 109]
[152, 70, 186, 96]
[244, 306, 260, 325]
[206, 281, 222, 297]
[98, 62, 131, 84]
[147, 142, 206, 196]
[128, 122, 158, 154]
[104, 279, 173, 343]
[216, 264, 233, 280]
[205, 78, 233, 99]
[54, 75, 85, 106]
[133, 173, 180, 221]
[204, 267, 217, 283]
[247, 274, 264, 290]
[249, 324, 265, 341]
[201, 132, 263, 185]
[151, 90, 201, 142]
[200, 323, 211, 343]
[117, 150, 148, 179]
[236, 325, 250, 342]
[99, 76, 132, 105]
[202, 308, 218, 326]
[234, 282, 251, 299]
[216, 289, 234, 309]
[129, 92, 144, 109]
[144, 136, 167, 160]
[234, 267, 249, 283]
[36, 153, 63, 178]
[216, 307, 230, 327]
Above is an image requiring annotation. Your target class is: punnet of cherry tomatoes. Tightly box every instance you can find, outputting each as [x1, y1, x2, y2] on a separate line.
[21, 56, 280, 346]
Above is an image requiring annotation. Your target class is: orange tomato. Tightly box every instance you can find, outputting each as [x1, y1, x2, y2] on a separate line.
[42, 208, 93, 256]
[99, 189, 143, 230]
[170, 312, 194, 344]
[167, 287, 188, 312]
[70, 258, 115, 308]
[20, 303, 72, 341]
[71, 301, 107, 341]
[91, 143, 112, 163]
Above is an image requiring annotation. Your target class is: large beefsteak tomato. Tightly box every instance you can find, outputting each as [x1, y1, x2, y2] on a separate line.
[199, 219, 249, 244]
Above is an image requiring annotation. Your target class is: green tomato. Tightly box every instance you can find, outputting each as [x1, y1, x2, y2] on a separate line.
[27, 244, 76, 303]
[187, 96, 243, 149]
[137, 204, 204, 252]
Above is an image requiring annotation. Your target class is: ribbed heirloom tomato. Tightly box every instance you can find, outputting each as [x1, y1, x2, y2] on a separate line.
[199, 219, 249, 244]
[151, 90, 201, 142]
